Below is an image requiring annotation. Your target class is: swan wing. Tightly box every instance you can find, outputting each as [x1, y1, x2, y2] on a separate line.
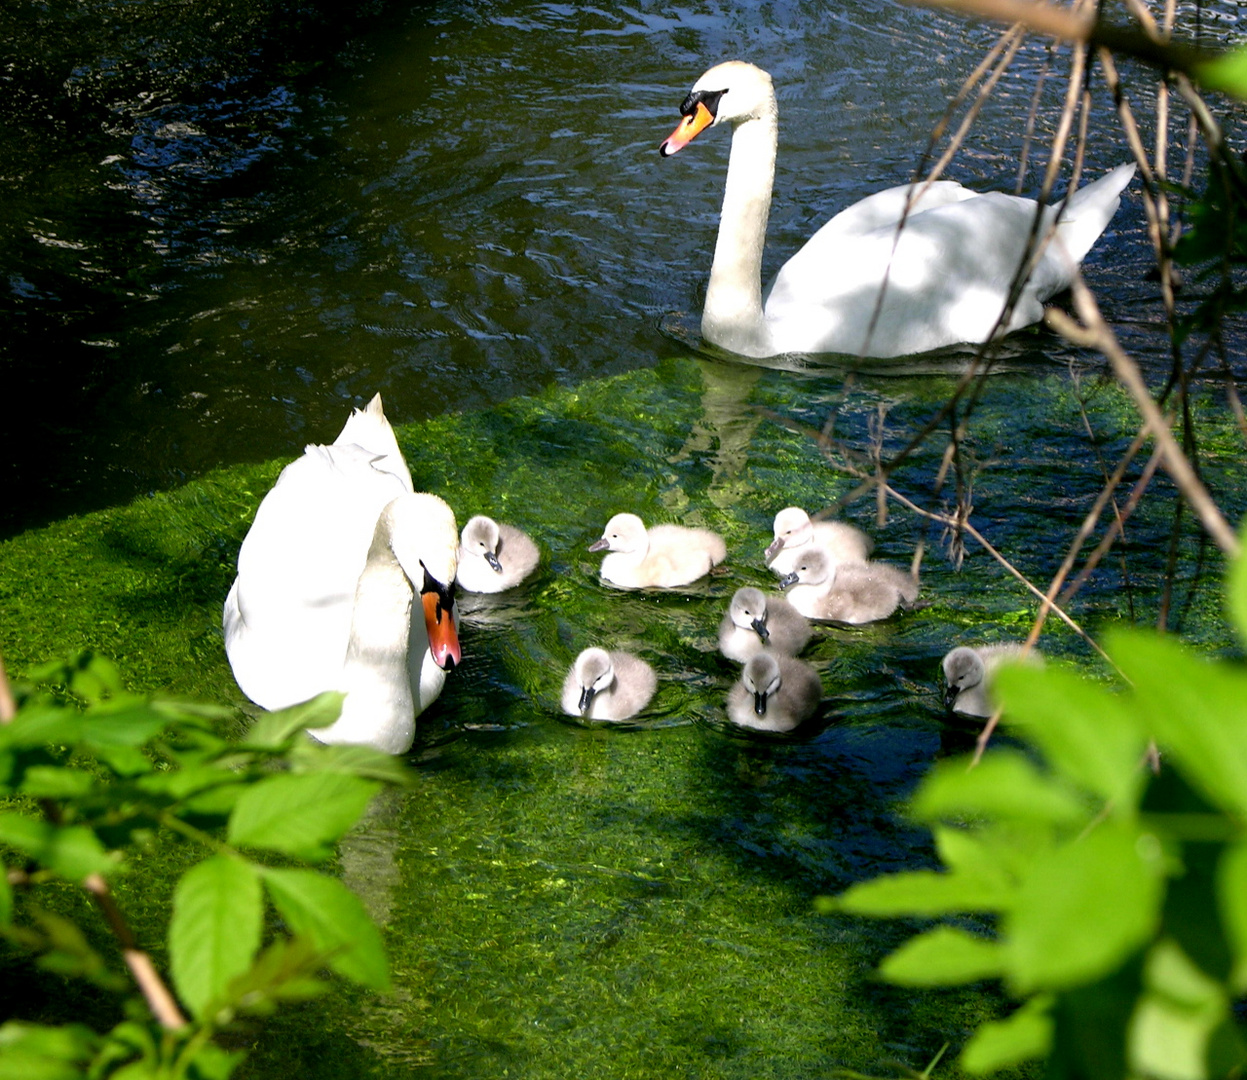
[764, 167, 1134, 359]
[223, 441, 411, 709]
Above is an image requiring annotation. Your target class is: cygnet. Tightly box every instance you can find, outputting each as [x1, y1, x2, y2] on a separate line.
[942, 643, 1043, 717]
[589, 512, 726, 589]
[726, 652, 822, 732]
[765, 506, 873, 577]
[561, 647, 657, 721]
[456, 514, 541, 593]
[779, 547, 918, 624]
[718, 586, 812, 663]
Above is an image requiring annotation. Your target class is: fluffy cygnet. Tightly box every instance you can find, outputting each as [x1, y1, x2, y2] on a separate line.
[726, 652, 822, 732]
[942, 643, 1043, 717]
[718, 586, 812, 663]
[765, 506, 873, 577]
[589, 512, 726, 589]
[780, 547, 918, 624]
[456, 514, 540, 593]
[561, 647, 657, 721]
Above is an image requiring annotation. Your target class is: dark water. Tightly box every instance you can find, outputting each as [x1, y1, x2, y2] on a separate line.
[1, 0, 1213, 538]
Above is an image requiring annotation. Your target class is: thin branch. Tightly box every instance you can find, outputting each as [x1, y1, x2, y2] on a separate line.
[82, 872, 188, 1030]
[1046, 280, 1240, 556]
[0, 655, 14, 725]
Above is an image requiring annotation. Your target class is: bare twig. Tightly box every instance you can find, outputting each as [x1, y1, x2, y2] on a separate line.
[0, 655, 14, 725]
[1046, 280, 1240, 556]
[82, 872, 188, 1030]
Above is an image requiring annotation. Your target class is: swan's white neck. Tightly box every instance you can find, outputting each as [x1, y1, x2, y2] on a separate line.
[702, 102, 777, 357]
[323, 515, 418, 754]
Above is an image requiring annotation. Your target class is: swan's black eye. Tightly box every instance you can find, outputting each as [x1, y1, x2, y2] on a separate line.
[679, 88, 726, 118]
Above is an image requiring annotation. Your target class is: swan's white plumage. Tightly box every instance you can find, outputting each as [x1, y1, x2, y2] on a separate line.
[561, 648, 657, 721]
[222, 395, 460, 754]
[661, 60, 1135, 360]
[780, 546, 918, 625]
[726, 652, 822, 732]
[456, 514, 540, 593]
[764, 506, 872, 577]
[942, 643, 1043, 717]
[589, 512, 726, 589]
[718, 586, 812, 663]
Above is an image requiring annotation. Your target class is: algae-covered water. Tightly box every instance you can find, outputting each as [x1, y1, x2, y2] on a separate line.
[3, 356, 1245, 1077]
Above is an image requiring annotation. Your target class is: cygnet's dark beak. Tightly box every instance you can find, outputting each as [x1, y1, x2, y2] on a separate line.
[751, 616, 770, 643]
[777, 571, 798, 590]
[753, 689, 769, 716]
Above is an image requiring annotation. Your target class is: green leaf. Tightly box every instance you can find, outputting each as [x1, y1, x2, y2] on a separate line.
[287, 740, 415, 785]
[0, 867, 11, 925]
[1217, 841, 1247, 992]
[0, 813, 114, 882]
[960, 995, 1054, 1075]
[1128, 939, 1228, 1080]
[78, 703, 169, 748]
[19, 766, 96, 800]
[228, 773, 379, 862]
[878, 925, 1003, 986]
[0, 1021, 100, 1080]
[169, 856, 263, 1020]
[995, 664, 1146, 811]
[1004, 821, 1163, 994]
[178, 1043, 245, 1080]
[1228, 519, 1247, 648]
[1109, 628, 1247, 819]
[30, 908, 126, 990]
[834, 868, 1010, 917]
[239, 693, 345, 749]
[261, 868, 390, 991]
[909, 750, 1090, 827]
[0, 706, 83, 750]
[1194, 45, 1247, 99]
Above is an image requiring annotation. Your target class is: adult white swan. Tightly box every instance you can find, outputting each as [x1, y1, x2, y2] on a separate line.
[659, 60, 1135, 360]
[223, 395, 461, 754]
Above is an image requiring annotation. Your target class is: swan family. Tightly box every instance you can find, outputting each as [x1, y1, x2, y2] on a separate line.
[661, 60, 1134, 360]
[223, 59, 1112, 746]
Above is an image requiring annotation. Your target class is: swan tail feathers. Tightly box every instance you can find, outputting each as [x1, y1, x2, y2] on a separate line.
[1057, 162, 1136, 264]
[331, 394, 414, 491]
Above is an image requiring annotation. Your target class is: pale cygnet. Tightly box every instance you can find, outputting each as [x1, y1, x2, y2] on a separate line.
[779, 547, 918, 624]
[765, 506, 873, 577]
[718, 586, 812, 663]
[456, 514, 541, 593]
[942, 643, 1043, 717]
[726, 652, 822, 732]
[561, 647, 657, 721]
[589, 512, 726, 589]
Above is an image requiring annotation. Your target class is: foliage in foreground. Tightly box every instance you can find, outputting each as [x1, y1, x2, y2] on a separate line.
[824, 526, 1247, 1079]
[0, 654, 408, 1079]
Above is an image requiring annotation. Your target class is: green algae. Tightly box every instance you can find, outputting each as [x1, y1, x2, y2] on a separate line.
[1, 355, 1243, 1078]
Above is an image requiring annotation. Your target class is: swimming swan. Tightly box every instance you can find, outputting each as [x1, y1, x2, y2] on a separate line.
[765, 506, 872, 577]
[223, 395, 461, 755]
[718, 586, 812, 663]
[456, 514, 540, 593]
[780, 547, 918, 624]
[589, 512, 726, 588]
[562, 647, 658, 721]
[942, 643, 1043, 717]
[660, 60, 1135, 359]
[726, 652, 822, 732]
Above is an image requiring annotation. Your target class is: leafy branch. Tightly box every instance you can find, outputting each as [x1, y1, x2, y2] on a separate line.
[0, 650, 408, 1079]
